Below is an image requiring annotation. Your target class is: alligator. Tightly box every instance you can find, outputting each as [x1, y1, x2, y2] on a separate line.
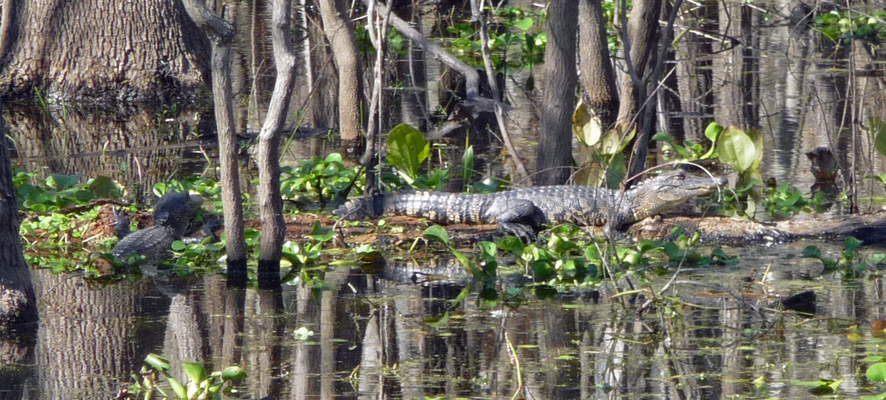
[112, 191, 205, 262]
[334, 170, 728, 242]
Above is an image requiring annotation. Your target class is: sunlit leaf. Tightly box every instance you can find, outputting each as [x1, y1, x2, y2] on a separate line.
[182, 361, 207, 384]
[386, 123, 429, 182]
[717, 127, 757, 172]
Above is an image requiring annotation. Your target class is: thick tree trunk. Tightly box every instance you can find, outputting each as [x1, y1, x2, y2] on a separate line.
[578, 0, 619, 129]
[318, 0, 365, 155]
[534, 0, 578, 186]
[256, 0, 298, 288]
[182, 0, 249, 283]
[0, 0, 209, 103]
[0, 111, 37, 328]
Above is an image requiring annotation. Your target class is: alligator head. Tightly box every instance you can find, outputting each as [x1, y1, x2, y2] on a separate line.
[625, 170, 728, 222]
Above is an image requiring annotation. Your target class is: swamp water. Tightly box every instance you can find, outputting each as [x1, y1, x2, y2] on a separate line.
[5, 0, 886, 398]
[6, 240, 886, 399]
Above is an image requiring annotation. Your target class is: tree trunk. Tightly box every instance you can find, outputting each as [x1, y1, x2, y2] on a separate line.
[534, 0, 578, 186]
[181, 0, 249, 284]
[318, 0, 365, 156]
[0, 110, 37, 328]
[578, 0, 619, 130]
[257, 0, 298, 288]
[616, 0, 661, 123]
[0, 0, 209, 103]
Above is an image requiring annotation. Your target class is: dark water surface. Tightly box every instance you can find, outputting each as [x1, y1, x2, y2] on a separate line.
[6, 240, 886, 399]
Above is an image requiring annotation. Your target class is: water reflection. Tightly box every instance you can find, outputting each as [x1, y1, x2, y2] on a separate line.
[3, 242, 886, 399]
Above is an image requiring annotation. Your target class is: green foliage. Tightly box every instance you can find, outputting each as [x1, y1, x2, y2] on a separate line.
[803, 236, 885, 276]
[445, 5, 547, 75]
[280, 153, 359, 206]
[130, 353, 246, 400]
[572, 105, 633, 188]
[386, 123, 431, 183]
[652, 122, 723, 162]
[383, 123, 449, 190]
[815, 9, 886, 43]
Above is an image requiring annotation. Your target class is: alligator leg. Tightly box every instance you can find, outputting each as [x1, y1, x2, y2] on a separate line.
[491, 199, 546, 242]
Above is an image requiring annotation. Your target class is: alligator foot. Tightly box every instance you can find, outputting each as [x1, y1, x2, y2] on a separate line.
[498, 221, 539, 243]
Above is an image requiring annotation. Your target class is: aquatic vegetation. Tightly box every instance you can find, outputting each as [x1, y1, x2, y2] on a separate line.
[802, 236, 886, 276]
[280, 152, 359, 207]
[127, 353, 246, 400]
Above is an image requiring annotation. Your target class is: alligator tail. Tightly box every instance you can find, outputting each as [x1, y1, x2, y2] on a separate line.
[333, 193, 391, 220]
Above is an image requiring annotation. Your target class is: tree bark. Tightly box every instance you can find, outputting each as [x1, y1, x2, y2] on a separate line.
[256, 0, 298, 288]
[616, 0, 662, 123]
[578, 0, 619, 129]
[0, 109, 37, 328]
[534, 0, 578, 186]
[181, 0, 248, 284]
[0, 0, 209, 103]
[317, 0, 366, 155]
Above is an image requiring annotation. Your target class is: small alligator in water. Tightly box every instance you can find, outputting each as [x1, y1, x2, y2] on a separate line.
[334, 170, 727, 241]
[112, 191, 205, 262]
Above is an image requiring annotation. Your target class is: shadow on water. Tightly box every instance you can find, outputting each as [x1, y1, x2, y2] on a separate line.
[2, 244, 886, 399]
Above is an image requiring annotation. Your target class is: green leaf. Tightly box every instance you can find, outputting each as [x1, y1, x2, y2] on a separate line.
[182, 361, 207, 384]
[221, 366, 247, 382]
[717, 127, 757, 172]
[462, 144, 474, 188]
[845, 236, 863, 253]
[171, 241, 186, 251]
[167, 377, 188, 399]
[144, 353, 172, 372]
[605, 153, 625, 190]
[422, 225, 450, 246]
[704, 122, 724, 143]
[386, 123, 429, 182]
[513, 17, 534, 31]
[47, 174, 80, 190]
[651, 131, 674, 142]
[868, 362, 886, 383]
[802, 246, 822, 259]
[311, 221, 335, 242]
[871, 117, 886, 158]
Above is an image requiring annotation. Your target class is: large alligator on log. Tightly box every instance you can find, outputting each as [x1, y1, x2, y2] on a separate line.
[112, 191, 205, 262]
[334, 170, 728, 241]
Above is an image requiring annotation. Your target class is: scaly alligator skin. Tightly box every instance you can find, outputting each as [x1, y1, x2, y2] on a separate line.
[112, 191, 204, 261]
[334, 170, 727, 241]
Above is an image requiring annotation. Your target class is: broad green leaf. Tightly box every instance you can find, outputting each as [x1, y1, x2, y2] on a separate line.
[171, 241, 186, 251]
[386, 123, 429, 182]
[47, 174, 80, 190]
[868, 362, 886, 383]
[424, 311, 451, 328]
[651, 131, 674, 142]
[422, 225, 450, 246]
[845, 236, 863, 253]
[311, 221, 335, 242]
[704, 122, 724, 143]
[221, 366, 247, 381]
[718, 127, 757, 172]
[513, 17, 534, 31]
[802, 246, 822, 259]
[87, 176, 121, 199]
[182, 361, 207, 384]
[605, 153, 625, 190]
[871, 117, 886, 158]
